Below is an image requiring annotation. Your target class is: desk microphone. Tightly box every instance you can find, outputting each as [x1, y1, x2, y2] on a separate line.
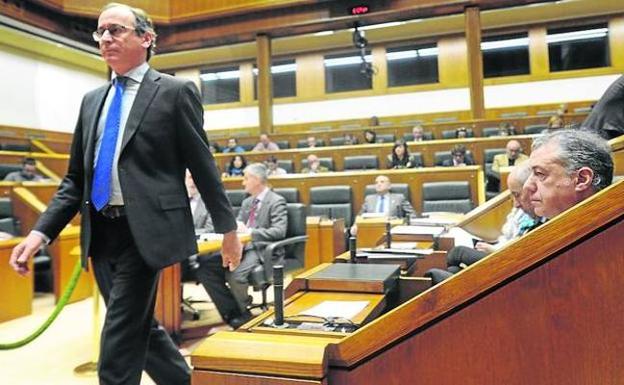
[385, 221, 392, 248]
[273, 265, 285, 327]
[349, 236, 357, 263]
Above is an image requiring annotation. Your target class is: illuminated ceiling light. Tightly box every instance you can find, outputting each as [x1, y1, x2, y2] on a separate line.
[546, 28, 608, 44]
[200, 70, 240, 81]
[313, 30, 334, 36]
[481, 37, 529, 51]
[324, 55, 373, 67]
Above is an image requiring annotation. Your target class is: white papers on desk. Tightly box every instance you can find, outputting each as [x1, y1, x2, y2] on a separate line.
[198, 233, 223, 242]
[409, 217, 459, 226]
[391, 225, 445, 237]
[360, 213, 387, 219]
[300, 301, 369, 320]
[446, 227, 480, 247]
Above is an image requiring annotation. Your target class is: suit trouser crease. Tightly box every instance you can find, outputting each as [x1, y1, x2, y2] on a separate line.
[90, 213, 190, 385]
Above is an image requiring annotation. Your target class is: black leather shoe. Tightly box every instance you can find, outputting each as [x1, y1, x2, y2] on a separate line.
[228, 312, 252, 329]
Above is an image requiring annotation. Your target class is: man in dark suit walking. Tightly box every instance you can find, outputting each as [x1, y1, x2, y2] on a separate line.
[9, 4, 241, 385]
[196, 163, 287, 329]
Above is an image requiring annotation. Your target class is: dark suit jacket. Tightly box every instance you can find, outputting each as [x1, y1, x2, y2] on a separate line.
[359, 193, 415, 218]
[237, 190, 287, 263]
[34, 68, 236, 270]
[442, 157, 475, 167]
[583, 75, 624, 139]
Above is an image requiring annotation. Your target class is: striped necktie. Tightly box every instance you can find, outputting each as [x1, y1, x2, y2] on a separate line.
[91, 76, 127, 211]
[247, 198, 260, 228]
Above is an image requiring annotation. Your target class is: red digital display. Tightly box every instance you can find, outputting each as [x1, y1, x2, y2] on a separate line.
[350, 5, 370, 15]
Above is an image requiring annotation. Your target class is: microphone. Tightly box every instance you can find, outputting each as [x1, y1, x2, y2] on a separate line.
[385, 221, 392, 248]
[349, 236, 357, 263]
[273, 265, 285, 327]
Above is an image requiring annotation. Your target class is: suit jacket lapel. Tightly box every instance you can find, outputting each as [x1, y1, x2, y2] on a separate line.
[83, 85, 110, 181]
[120, 69, 160, 154]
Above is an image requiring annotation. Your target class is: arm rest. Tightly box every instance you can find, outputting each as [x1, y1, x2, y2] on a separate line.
[262, 235, 309, 279]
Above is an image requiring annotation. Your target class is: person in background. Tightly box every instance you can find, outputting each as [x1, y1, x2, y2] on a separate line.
[492, 140, 529, 173]
[442, 144, 474, 167]
[364, 129, 377, 144]
[387, 141, 422, 169]
[548, 110, 564, 129]
[265, 156, 287, 176]
[498, 122, 515, 136]
[581, 75, 624, 139]
[369, 116, 380, 126]
[411, 125, 427, 141]
[350, 175, 415, 235]
[252, 133, 279, 152]
[4, 157, 44, 182]
[306, 136, 318, 148]
[208, 142, 220, 154]
[301, 154, 328, 174]
[343, 133, 358, 145]
[222, 137, 245, 154]
[455, 127, 468, 138]
[223, 155, 247, 177]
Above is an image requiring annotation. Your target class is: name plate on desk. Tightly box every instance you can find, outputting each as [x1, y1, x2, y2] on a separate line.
[306, 263, 400, 294]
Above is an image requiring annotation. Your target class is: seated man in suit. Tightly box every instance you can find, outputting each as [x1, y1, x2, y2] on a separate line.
[301, 154, 329, 174]
[196, 163, 287, 328]
[186, 170, 213, 235]
[442, 145, 475, 167]
[350, 175, 415, 236]
[492, 140, 529, 173]
[252, 133, 280, 152]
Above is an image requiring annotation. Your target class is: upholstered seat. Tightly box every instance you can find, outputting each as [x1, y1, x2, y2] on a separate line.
[442, 128, 474, 139]
[0, 164, 23, 179]
[422, 181, 473, 214]
[275, 140, 290, 149]
[375, 133, 396, 143]
[308, 185, 353, 226]
[402, 132, 434, 141]
[277, 159, 293, 173]
[301, 157, 334, 171]
[524, 124, 548, 135]
[297, 139, 325, 148]
[482, 127, 501, 137]
[434, 150, 474, 166]
[225, 189, 248, 216]
[364, 183, 410, 200]
[273, 187, 299, 203]
[344, 155, 379, 170]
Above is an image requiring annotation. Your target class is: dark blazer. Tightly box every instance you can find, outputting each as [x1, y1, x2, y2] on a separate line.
[34, 69, 236, 270]
[442, 157, 475, 167]
[191, 196, 214, 234]
[359, 193, 415, 218]
[237, 190, 287, 262]
[582, 75, 624, 139]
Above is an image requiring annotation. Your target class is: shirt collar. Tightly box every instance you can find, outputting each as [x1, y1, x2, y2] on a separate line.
[113, 62, 150, 85]
[254, 187, 270, 203]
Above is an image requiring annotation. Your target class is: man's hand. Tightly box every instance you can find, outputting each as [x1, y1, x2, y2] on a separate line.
[9, 232, 45, 276]
[475, 241, 495, 253]
[221, 230, 242, 271]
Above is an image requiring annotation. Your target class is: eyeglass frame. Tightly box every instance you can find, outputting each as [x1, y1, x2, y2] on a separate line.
[92, 24, 137, 42]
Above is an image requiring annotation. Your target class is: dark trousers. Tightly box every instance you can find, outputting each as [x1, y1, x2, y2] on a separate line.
[90, 212, 190, 385]
[425, 246, 489, 286]
[195, 248, 259, 322]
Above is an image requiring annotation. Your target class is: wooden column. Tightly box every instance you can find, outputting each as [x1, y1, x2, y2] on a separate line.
[464, 6, 485, 119]
[256, 33, 274, 133]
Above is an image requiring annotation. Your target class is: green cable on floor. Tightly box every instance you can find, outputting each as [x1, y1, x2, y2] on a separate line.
[0, 258, 83, 350]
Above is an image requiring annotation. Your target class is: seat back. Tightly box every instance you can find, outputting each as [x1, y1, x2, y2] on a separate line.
[482, 127, 501, 137]
[309, 185, 353, 226]
[442, 128, 474, 139]
[275, 140, 290, 149]
[301, 157, 334, 171]
[0, 164, 23, 179]
[283, 203, 307, 271]
[483, 148, 507, 173]
[0, 198, 12, 218]
[330, 137, 346, 146]
[422, 181, 472, 213]
[434, 151, 474, 166]
[402, 132, 434, 141]
[273, 188, 299, 203]
[297, 139, 325, 148]
[2, 144, 31, 152]
[277, 159, 293, 173]
[344, 155, 378, 170]
[241, 143, 255, 151]
[524, 124, 548, 135]
[364, 183, 410, 200]
[225, 189, 248, 217]
[376, 133, 395, 143]
[0, 217, 19, 236]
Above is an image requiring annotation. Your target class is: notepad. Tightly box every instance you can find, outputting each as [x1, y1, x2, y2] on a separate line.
[300, 301, 370, 320]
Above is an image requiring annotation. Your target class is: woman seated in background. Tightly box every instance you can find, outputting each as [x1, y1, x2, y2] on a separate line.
[498, 122, 515, 136]
[222, 154, 247, 177]
[387, 141, 422, 169]
[363, 129, 377, 144]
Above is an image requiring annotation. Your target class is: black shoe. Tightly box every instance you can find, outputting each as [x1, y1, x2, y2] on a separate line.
[228, 312, 253, 329]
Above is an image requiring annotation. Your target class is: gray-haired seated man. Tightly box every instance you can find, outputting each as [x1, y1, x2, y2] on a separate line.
[195, 163, 287, 329]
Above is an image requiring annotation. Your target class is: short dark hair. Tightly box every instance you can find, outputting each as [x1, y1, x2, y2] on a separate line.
[23, 157, 36, 166]
[451, 144, 467, 156]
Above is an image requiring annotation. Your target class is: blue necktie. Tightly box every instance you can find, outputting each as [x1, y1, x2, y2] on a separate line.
[91, 77, 126, 211]
[377, 195, 385, 214]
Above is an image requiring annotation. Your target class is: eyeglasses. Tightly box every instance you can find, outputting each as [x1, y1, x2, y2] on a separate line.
[92, 24, 136, 42]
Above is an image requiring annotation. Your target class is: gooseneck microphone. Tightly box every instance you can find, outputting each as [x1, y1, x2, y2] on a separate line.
[349, 236, 357, 263]
[385, 221, 392, 248]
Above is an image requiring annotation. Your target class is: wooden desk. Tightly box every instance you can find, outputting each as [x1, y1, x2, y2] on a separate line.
[305, 217, 345, 269]
[354, 216, 404, 248]
[154, 233, 251, 338]
[0, 238, 33, 323]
